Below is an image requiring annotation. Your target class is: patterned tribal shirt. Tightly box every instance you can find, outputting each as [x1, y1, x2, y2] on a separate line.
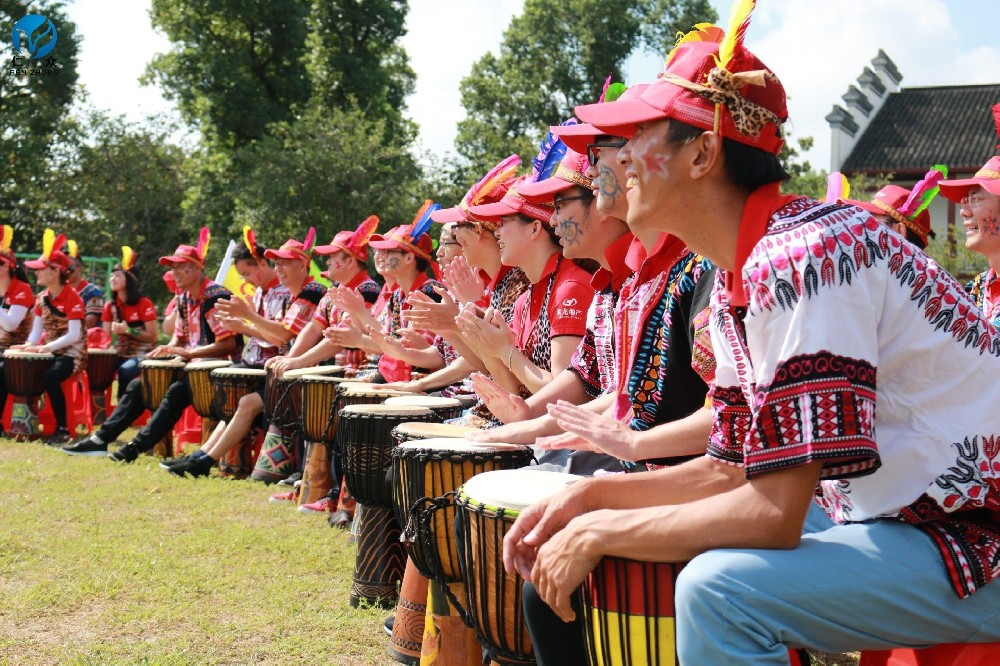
[708, 184, 1000, 599]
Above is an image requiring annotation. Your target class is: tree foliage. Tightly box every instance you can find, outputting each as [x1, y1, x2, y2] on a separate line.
[0, 0, 80, 231]
[230, 105, 424, 247]
[453, 0, 717, 182]
[144, 0, 312, 151]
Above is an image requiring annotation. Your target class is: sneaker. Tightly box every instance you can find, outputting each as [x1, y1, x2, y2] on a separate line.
[383, 615, 394, 637]
[159, 453, 194, 470]
[62, 437, 108, 457]
[169, 455, 214, 478]
[44, 428, 72, 447]
[268, 490, 297, 504]
[277, 472, 302, 487]
[107, 442, 140, 463]
[298, 496, 337, 515]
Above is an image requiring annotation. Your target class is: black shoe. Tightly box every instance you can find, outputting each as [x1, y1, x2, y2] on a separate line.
[62, 436, 108, 457]
[44, 428, 72, 447]
[159, 453, 194, 470]
[278, 472, 302, 487]
[108, 442, 140, 463]
[169, 455, 214, 478]
[383, 615, 394, 637]
[328, 509, 352, 530]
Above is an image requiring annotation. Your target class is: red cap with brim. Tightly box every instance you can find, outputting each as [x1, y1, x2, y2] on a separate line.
[576, 41, 786, 154]
[264, 239, 311, 262]
[26, 250, 72, 271]
[315, 230, 367, 261]
[518, 149, 591, 203]
[369, 225, 435, 261]
[158, 245, 203, 267]
[430, 205, 469, 224]
[468, 176, 555, 224]
[939, 156, 1000, 202]
[552, 84, 652, 152]
[842, 183, 934, 242]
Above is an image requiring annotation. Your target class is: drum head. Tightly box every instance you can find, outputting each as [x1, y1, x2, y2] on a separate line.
[339, 404, 434, 417]
[393, 422, 477, 440]
[340, 385, 416, 399]
[185, 360, 233, 372]
[87, 348, 118, 356]
[395, 437, 528, 454]
[460, 469, 581, 513]
[299, 373, 347, 384]
[212, 367, 266, 378]
[3, 349, 54, 360]
[283, 365, 343, 380]
[384, 395, 463, 410]
[140, 358, 185, 368]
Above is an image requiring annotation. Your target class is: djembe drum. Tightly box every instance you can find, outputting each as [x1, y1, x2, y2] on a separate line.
[254, 364, 343, 483]
[455, 469, 582, 665]
[209, 366, 267, 478]
[3, 349, 54, 438]
[185, 360, 232, 420]
[582, 558, 682, 666]
[393, 438, 533, 666]
[85, 348, 118, 424]
[139, 358, 185, 411]
[336, 384, 417, 413]
[337, 403, 438, 609]
[383, 395, 464, 422]
[297, 374, 355, 505]
[391, 421, 478, 443]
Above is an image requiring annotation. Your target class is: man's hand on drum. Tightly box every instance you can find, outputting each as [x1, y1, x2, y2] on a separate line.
[266, 355, 300, 378]
[380, 379, 424, 392]
[442, 257, 484, 305]
[148, 344, 187, 360]
[533, 511, 607, 623]
[405, 290, 459, 332]
[543, 401, 638, 459]
[502, 479, 594, 581]
[469, 373, 529, 425]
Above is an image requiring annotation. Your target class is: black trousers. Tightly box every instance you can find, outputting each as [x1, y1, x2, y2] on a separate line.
[97, 376, 191, 451]
[42, 355, 77, 429]
[522, 581, 587, 665]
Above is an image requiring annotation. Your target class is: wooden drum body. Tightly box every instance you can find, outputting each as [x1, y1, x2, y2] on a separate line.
[185, 360, 232, 419]
[139, 359, 185, 411]
[455, 469, 582, 665]
[86, 348, 119, 393]
[392, 438, 533, 584]
[3, 349, 53, 398]
[210, 367, 266, 422]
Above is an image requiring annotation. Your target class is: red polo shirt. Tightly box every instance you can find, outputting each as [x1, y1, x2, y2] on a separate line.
[512, 251, 593, 348]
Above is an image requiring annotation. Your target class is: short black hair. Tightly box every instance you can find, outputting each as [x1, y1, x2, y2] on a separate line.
[233, 242, 268, 263]
[665, 120, 789, 192]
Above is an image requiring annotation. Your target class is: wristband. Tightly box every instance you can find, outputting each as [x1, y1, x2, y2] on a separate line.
[506, 346, 517, 373]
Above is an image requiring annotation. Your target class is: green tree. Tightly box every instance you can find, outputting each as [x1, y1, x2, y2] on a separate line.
[230, 105, 424, 248]
[453, 0, 716, 183]
[144, 0, 312, 151]
[0, 1, 80, 231]
[305, 0, 415, 137]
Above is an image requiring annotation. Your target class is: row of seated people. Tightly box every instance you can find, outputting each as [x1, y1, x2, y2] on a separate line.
[16, 14, 1000, 665]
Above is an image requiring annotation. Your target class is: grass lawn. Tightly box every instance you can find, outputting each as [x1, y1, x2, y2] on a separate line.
[0, 436, 396, 665]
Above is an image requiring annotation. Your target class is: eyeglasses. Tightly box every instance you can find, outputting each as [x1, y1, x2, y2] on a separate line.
[553, 195, 592, 210]
[586, 138, 627, 167]
[961, 192, 992, 209]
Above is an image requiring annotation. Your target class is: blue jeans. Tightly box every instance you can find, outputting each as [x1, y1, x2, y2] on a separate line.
[676, 515, 1000, 664]
[116, 357, 142, 400]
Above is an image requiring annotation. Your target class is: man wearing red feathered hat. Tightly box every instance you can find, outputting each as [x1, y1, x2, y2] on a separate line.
[504, 4, 1000, 663]
[940, 103, 1000, 329]
[65, 228, 238, 462]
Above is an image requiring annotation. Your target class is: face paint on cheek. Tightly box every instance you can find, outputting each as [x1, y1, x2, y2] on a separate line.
[387, 256, 401, 271]
[558, 217, 584, 246]
[597, 165, 623, 205]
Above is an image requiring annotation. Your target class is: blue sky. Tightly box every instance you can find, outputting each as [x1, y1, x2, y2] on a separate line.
[26, 1, 1000, 171]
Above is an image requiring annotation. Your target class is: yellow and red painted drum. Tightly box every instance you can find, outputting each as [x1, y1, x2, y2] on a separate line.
[184, 360, 232, 419]
[383, 395, 464, 422]
[264, 364, 343, 433]
[298, 374, 346, 445]
[392, 437, 533, 584]
[139, 358, 185, 411]
[455, 469, 582, 665]
[582, 558, 682, 666]
[210, 366, 266, 422]
[392, 421, 477, 443]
